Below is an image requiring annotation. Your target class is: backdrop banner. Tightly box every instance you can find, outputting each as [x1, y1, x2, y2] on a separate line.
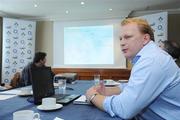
[139, 12, 168, 45]
[2, 18, 36, 84]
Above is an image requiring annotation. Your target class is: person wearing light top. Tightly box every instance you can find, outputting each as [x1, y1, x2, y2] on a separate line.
[86, 18, 180, 120]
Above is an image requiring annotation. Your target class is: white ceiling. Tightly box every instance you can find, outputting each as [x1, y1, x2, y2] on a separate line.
[0, 0, 180, 21]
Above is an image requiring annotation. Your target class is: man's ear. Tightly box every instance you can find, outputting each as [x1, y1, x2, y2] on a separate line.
[143, 34, 151, 45]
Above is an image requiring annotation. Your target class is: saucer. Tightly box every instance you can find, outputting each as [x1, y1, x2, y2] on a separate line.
[118, 79, 128, 83]
[37, 104, 63, 111]
[104, 80, 120, 87]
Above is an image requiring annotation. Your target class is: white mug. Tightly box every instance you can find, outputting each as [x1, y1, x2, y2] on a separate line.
[13, 110, 40, 120]
[42, 97, 56, 109]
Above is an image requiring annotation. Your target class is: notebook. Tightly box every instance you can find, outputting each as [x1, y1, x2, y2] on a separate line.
[31, 66, 79, 105]
[56, 94, 80, 104]
[73, 95, 91, 105]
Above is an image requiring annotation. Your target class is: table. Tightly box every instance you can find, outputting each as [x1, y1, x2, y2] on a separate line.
[0, 80, 122, 120]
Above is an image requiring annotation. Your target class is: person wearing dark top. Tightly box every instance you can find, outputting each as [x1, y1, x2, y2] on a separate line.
[10, 52, 54, 88]
[159, 40, 180, 67]
[20, 52, 47, 86]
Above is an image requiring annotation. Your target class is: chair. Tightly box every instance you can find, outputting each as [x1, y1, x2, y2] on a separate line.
[31, 66, 54, 105]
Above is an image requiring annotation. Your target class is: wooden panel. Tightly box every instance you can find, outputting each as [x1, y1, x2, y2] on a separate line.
[52, 68, 131, 81]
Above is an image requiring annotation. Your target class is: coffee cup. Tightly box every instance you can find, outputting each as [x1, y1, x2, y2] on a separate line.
[42, 97, 56, 109]
[20, 87, 32, 95]
[13, 110, 40, 120]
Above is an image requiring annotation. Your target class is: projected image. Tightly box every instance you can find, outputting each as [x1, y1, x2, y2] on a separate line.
[64, 25, 114, 65]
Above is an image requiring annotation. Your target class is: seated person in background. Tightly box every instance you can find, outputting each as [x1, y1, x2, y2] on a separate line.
[6, 52, 54, 88]
[20, 52, 47, 87]
[19, 52, 53, 87]
[159, 40, 180, 67]
[4, 72, 21, 89]
[86, 18, 180, 120]
[1, 72, 21, 90]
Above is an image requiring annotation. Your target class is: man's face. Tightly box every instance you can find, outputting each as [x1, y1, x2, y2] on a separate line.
[120, 23, 150, 60]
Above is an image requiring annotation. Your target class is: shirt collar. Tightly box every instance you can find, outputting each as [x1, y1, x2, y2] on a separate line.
[131, 41, 154, 65]
[131, 55, 141, 65]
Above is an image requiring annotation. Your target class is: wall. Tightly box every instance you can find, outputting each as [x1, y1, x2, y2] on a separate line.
[0, 17, 2, 83]
[36, 21, 53, 66]
[168, 14, 180, 45]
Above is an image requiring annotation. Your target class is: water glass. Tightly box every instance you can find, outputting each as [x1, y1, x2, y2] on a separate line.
[58, 79, 66, 94]
[94, 74, 100, 86]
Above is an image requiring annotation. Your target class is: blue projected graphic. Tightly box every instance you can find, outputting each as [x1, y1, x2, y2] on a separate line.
[64, 25, 114, 64]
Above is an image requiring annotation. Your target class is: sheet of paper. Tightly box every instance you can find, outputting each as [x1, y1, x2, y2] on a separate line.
[54, 117, 64, 120]
[0, 89, 21, 95]
[73, 95, 90, 105]
[0, 86, 8, 91]
[0, 94, 17, 100]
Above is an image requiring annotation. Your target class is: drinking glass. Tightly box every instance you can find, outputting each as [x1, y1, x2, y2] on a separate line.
[94, 74, 100, 86]
[58, 79, 66, 94]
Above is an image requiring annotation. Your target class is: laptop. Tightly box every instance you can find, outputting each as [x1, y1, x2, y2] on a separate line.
[31, 66, 79, 105]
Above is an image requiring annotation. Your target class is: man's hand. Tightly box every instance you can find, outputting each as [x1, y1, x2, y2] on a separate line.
[96, 83, 106, 95]
[86, 86, 106, 111]
[86, 86, 99, 101]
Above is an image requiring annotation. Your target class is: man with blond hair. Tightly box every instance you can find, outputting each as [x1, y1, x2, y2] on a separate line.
[86, 18, 180, 120]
